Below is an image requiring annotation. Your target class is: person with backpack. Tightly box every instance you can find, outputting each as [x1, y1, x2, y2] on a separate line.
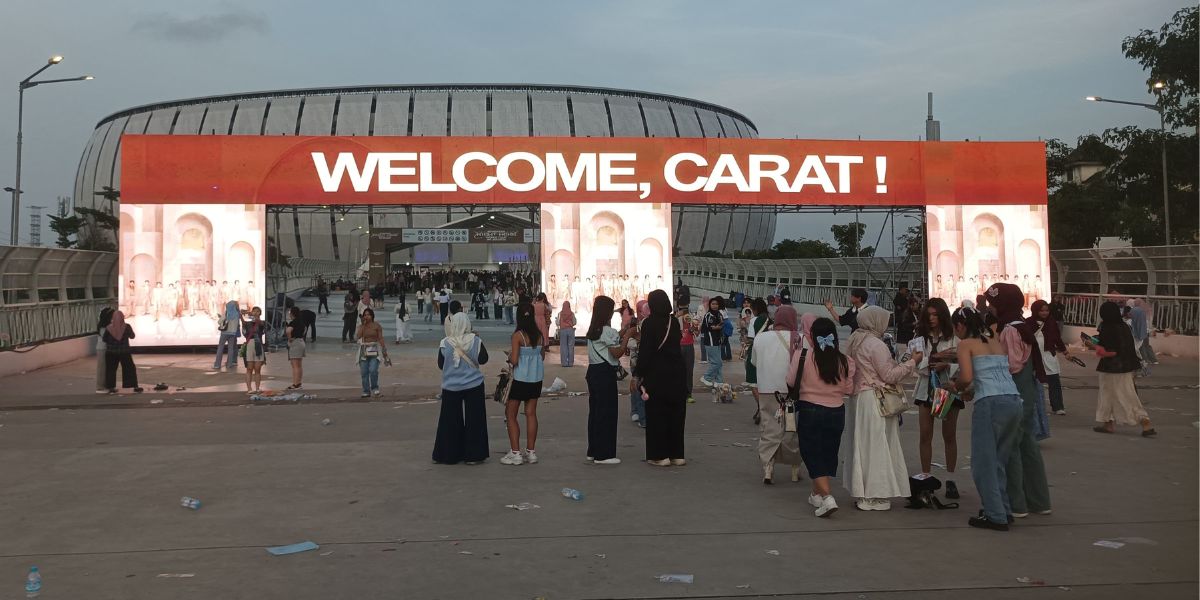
[794, 316, 857, 517]
[501, 302, 546, 466]
[637, 290, 689, 466]
[699, 297, 727, 387]
[750, 306, 804, 484]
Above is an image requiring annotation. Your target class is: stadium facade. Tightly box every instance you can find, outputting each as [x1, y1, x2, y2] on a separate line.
[75, 84, 775, 265]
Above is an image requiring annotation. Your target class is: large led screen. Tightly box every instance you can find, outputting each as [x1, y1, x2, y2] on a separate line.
[117, 203, 266, 346]
[540, 202, 673, 331]
[926, 203, 1050, 312]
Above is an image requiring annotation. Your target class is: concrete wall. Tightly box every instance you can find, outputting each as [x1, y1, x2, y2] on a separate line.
[0, 336, 97, 381]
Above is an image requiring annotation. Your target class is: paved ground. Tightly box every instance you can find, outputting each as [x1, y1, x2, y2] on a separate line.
[1, 294, 1197, 598]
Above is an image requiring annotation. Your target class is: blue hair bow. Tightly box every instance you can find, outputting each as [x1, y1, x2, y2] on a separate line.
[816, 333, 836, 350]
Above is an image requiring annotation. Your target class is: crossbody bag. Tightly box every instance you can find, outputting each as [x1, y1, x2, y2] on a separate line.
[773, 338, 807, 433]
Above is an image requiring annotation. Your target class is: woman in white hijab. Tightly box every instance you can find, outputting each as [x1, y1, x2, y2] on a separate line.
[432, 312, 491, 465]
[841, 306, 921, 511]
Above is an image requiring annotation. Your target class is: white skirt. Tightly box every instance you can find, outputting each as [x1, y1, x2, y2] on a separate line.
[841, 389, 911, 500]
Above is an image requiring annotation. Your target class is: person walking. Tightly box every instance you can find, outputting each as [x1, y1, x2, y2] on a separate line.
[501, 302, 545, 466]
[102, 311, 143, 394]
[241, 307, 266, 394]
[213, 300, 241, 371]
[585, 296, 631, 465]
[750, 306, 804, 484]
[699, 297, 726, 387]
[794, 317, 857, 518]
[394, 300, 412, 343]
[95, 307, 115, 393]
[1091, 301, 1156, 437]
[912, 298, 963, 498]
[317, 279, 330, 314]
[637, 290, 688, 466]
[987, 283, 1052, 519]
[944, 306, 1023, 531]
[432, 312, 490, 464]
[842, 306, 920, 511]
[492, 286, 503, 320]
[677, 305, 697, 403]
[437, 288, 451, 325]
[503, 288, 517, 325]
[356, 307, 389, 398]
[744, 298, 772, 411]
[285, 306, 307, 390]
[341, 292, 358, 343]
[557, 300, 577, 366]
[1028, 300, 1069, 416]
[533, 292, 553, 352]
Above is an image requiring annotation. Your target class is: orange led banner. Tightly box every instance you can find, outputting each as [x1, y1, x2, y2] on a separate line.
[120, 135, 1046, 206]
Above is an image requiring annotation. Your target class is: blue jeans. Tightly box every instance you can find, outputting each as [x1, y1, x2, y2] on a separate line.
[504, 306, 514, 324]
[213, 333, 238, 368]
[559, 327, 575, 366]
[1034, 381, 1051, 441]
[703, 345, 724, 383]
[971, 394, 1022, 524]
[359, 357, 380, 393]
[630, 382, 646, 424]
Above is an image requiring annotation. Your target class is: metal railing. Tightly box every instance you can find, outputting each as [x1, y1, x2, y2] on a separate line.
[0, 246, 118, 348]
[675, 255, 924, 307]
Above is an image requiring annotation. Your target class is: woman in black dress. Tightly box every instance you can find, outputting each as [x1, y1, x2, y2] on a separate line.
[102, 310, 143, 394]
[636, 290, 688, 466]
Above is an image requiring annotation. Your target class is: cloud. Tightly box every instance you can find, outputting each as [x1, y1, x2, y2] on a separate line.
[130, 9, 268, 43]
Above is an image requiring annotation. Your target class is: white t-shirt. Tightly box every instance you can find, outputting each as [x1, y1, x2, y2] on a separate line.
[914, 334, 959, 401]
[1035, 328, 1061, 375]
[588, 327, 621, 365]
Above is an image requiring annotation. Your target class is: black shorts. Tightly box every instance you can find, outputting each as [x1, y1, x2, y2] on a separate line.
[914, 398, 966, 410]
[508, 380, 542, 402]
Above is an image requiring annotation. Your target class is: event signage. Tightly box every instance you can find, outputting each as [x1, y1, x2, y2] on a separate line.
[397, 228, 532, 244]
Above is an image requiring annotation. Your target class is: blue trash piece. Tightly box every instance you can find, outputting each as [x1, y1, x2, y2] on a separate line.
[266, 541, 319, 556]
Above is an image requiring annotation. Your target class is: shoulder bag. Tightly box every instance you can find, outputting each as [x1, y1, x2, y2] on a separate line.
[774, 345, 807, 433]
[875, 382, 910, 418]
[589, 336, 628, 380]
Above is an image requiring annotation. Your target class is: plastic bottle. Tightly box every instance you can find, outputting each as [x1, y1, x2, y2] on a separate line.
[180, 496, 202, 510]
[560, 487, 584, 501]
[25, 566, 41, 598]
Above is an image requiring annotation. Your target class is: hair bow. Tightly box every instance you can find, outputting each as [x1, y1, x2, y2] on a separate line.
[816, 333, 836, 350]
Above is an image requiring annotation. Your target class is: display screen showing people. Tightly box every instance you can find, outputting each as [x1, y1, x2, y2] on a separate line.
[925, 203, 1049, 312]
[540, 202, 673, 332]
[117, 203, 266, 346]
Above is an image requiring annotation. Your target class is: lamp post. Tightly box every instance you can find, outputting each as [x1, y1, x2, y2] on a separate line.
[11, 56, 92, 245]
[1085, 84, 1171, 245]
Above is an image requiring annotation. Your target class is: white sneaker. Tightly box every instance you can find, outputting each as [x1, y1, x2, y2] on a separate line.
[855, 498, 891, 511]
[647, 458, 671, 466]
[631, 414, 640, 422]
[1054, 410, 1067, 416]
[816, 495, 838, 518]
[670, 458, 687, 466]
[593, 458, 621, 465]
[699, 377, 713, 387]
[500, 450, 524, 465]
[525, 449, 539, 464]
[807, 494, 824, 509]
[371, 389, 381, 397]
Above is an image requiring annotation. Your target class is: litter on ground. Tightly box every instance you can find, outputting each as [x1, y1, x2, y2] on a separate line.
[266, 541, 319, 556]
[505, 503, 541, 511]
[655, 574, 694, 584]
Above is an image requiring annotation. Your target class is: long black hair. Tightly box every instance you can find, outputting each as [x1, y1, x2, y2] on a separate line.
[918, 297, 953, 342]
[97, 306, 115, 331]
[587, 296, 616, 340]
[751, 298, 769, 316]
[952, 306, 991, 343]
[515, 301, 542, 346]
[810, 317, 849, 385]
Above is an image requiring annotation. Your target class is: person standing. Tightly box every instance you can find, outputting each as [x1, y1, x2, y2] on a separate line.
[557, 301, 577, 366]
[437, 287, 451, 325]
[102, 311, 143, 394]
[676, 305, 697, 403]
[492, 286, 504, 320]
[585, 296, 631, 465]
[95, 307, 115, 393]
[394, 300, 412, 343]
[501, 302, 545, 466]
[842, 306, 920, 511]
[1130, 299, 1158, 365]
[699, 297, 726, 387]
[912, 298, 962, 497]
[342, 292, 358, 343]
[432, 312, 490, 465]
[213, 300, 241, 371]
[356, 307, 389, 398]
[503, 288, 517, 325]
[240, 307, 266, 394]
[533, 292, 553, 352]
[824, 288, 867, 332]
[794, 317, 857, 518]
[751, 306, 804, 484]
[416, 288, 427, 315]
[895, 296, 920, 347]
[744, 298, 772, 410]
[1028, 300, 1069, 415]
[1091, 301, 1156, 437]
[285, 306, 307, 390]
[637, 290, 688, 466]
[317, 278, 330, 314]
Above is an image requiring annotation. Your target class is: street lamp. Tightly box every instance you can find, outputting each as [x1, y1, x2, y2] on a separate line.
[1085, 85, 1171, 245]
[11, 56, 92, 245]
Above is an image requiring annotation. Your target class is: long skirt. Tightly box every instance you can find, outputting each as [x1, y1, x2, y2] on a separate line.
[432, 384, 490, 464]
[756, 393, 801, 466]
[841, 389, 910, 499]
[1097, 371, 1148, 425]
[645, 394, 686, 461]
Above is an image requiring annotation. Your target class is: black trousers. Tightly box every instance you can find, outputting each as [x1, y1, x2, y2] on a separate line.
[475, 306, 486, 319]
[341, 314, 356, 341]
[308, 321, 317, 342]
[493, 303, 502, 319]
[645, 396, 686, 461]
[586, 363, 619, 460]
[104, 351, 138, 389]
[439, 304, 449, 325]
[432, 384, 490, 464]
[318, 296, 329, 313]
[418, 299, 425, 314]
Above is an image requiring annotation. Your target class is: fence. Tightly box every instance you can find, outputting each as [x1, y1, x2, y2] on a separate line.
[0, 246, 118, 348]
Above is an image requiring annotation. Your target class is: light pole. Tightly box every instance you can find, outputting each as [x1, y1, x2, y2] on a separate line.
[11, 55, 92, 245]
[1085, 83, 1171, 245]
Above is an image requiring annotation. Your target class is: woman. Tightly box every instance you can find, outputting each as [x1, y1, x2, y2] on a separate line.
[744, 298, 771, 410]
[424, 288, 435, 322]
[636, 290, 688, 466]
[533, 292, 553, 351]
[557, 301, 577, 367]
[627, 300, 651, 427]
[737, 297, 754, 356]
[416, 288, 427, 315]
[1092, 301, 1156, 436]
[945, 306, 1023, 531]
[750, 306, 804, 484]
[896, 296, 920, 346]
[241, 307, 266, 394]
[95, 307, 115, 393]
[355, 307, 389, 397]
[677, 305, 698, 402]
[585, 296, 631, 465]
[102, 311, 143, 394]
[502, 302, 546, 466]
[699, 297, 726, 386]
[1130, 299, 1157, 365]
[617, 299, 635, 330]
[1028, 300, 1069, 415]
[794, 317, 856, 517]
[503, 288, 517, 325]
[285, 307, 307, 390]
[433, 312, 490, 464]
[214, 300, 241, 371]
[394, 300, 412, 343]
[492, 286, 503, 320]
[842, 305, 920, 511]
[988, 283, 1052, 518]
[1126, 300, 1153, 374]
[912, 298, 962, 498]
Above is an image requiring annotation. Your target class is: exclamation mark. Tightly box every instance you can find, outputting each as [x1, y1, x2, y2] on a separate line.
[875, 157, 887, 193]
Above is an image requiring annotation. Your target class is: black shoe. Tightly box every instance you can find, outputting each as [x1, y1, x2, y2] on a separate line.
[968, 516, 1009, 531]
[763, 478, 773, 485]
[945, 481, 960, 500]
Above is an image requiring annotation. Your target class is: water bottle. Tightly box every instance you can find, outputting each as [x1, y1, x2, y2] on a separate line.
[180, 496, 202, 510]
[560, 487, 584, 501]
[25, 566, 41, 598]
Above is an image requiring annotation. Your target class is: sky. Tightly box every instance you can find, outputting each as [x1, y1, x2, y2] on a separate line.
[0, 0, 1181, 248]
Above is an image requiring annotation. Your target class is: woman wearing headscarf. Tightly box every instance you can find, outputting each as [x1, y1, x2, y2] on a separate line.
[585, 296, 632, 465]
[1027, 300, 1069, 416]
[987, 283, 1052, 518]
[1093, 301, 1156, 436]
[432, 312, 490, 465]
[556, 301, 577, 367]
[751, 306, 804, 484]
[102, 311, 143, 394]
[213, 300, 241, 371]
[842, 305, 919, 511]
[95, 307, 115, 393]
[533, 292, 553, 352]
[636, 290, 689, 466]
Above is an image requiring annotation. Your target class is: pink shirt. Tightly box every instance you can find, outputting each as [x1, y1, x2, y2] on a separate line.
[999, 326, 1031, 374]
[795, 353, 857, 407]
[851, 336, 916, 394]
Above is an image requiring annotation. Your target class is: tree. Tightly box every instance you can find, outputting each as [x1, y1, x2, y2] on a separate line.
[830, 222, 866, 257]
[1121, 6, 1198, 130]
[770, 238, 838, 259]
[1100, 125, 1198, 245]
[898, 224, 924, 256]
[48, 212, 83, 248]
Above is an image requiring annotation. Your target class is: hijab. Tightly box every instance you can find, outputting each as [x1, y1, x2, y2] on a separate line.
[846, 305, 889, 356]
[224, 300, 240, 323]
[1027, 299, 1065, 353]
[798, 312, 818, 351]
[638, 290, 680, 356]
[441, 312, 477, 367]
[106, 310, 127, 341]
[636, 300, 651, 321]
[559, 301, 576, 328]
[771, 305, 802, 354]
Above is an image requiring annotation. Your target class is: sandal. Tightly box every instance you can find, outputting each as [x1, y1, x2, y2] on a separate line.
[1092, 425, 1113, 434]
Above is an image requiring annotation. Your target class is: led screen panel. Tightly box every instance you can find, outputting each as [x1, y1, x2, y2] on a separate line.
[117, 203, 266, 346]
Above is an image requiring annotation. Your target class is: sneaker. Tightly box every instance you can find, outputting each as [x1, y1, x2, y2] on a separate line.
[133, 387, 144, 393]
[816, 495, 839, 518]
[524, 450, 538, 464]
[670, 458, 687, 466]
[1035, 509, 1053, 515]
[686, 397, 695, 404]
[636, 421, 646, 429]
[372, 389, 381, 397]
[1011, 511, 1029, 518]
[593, 458, 621, 465]
[968, 515, 1009, 531]
[1054, 409, 1067, 416]
[360, 392, 370, 398]
[699, 377, 713, 387]
[647, 458, 671, 466]
[855, 498, 891, 511]
[945, 481, 960, 500]
[631, 414, 640, 422]
[500, 451, 524, 466]
[807, 494, 824, 509]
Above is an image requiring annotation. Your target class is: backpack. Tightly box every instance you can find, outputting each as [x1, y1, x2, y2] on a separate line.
[722, 318, 733, 338]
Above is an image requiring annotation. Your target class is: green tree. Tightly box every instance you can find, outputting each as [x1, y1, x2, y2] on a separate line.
[830, 222, 867, 257]
[48, 212, 84, 248]
[770, 238, 839, 259]
[1121, 5, 1198, 130]
[898, 224, 924, 256]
